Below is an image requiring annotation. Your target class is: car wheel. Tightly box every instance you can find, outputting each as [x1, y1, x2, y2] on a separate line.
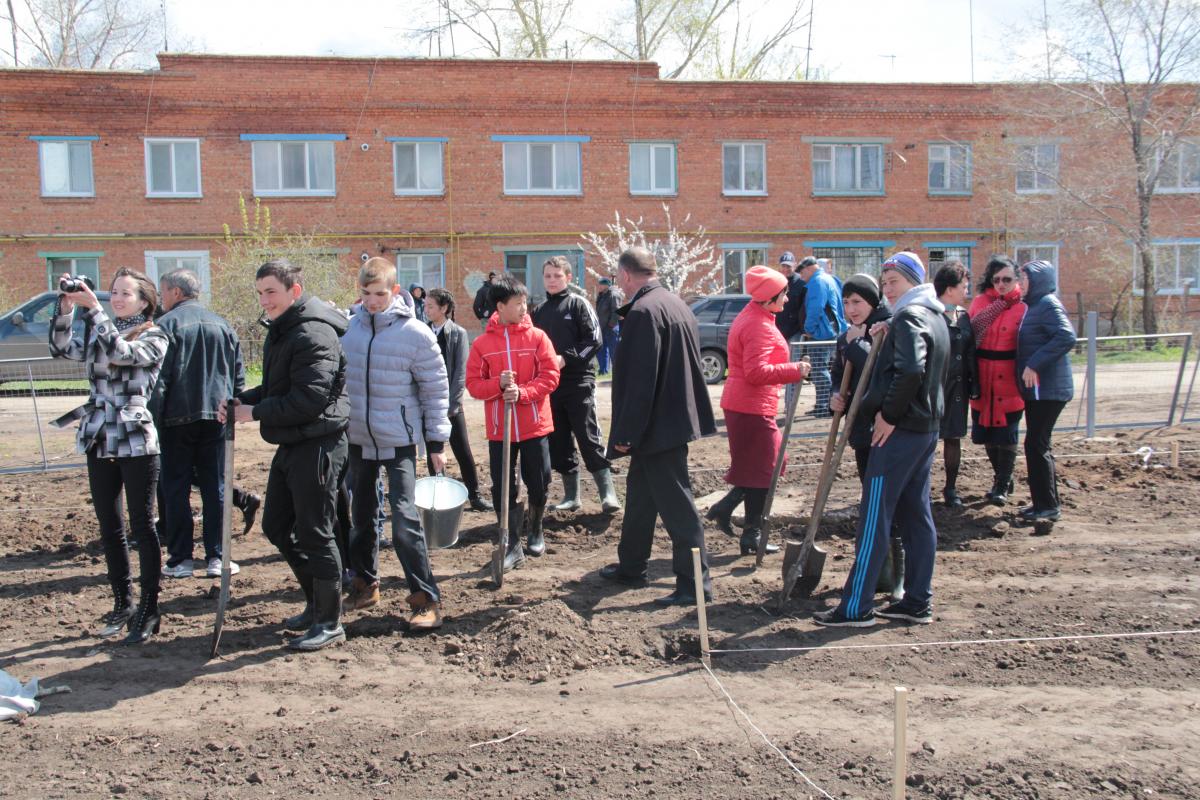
[700, 349, 727, 384]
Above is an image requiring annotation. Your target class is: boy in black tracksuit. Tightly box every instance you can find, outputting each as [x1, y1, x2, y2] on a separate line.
[531, 256, 621, 515]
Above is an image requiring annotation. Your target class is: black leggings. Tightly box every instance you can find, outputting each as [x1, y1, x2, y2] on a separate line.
[87, 452, 161, 602]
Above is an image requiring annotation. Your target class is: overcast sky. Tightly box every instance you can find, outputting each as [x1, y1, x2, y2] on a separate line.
[162, 0, 1060, 83]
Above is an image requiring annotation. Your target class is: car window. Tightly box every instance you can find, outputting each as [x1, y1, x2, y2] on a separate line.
[27, 297, 58, 325]
[720, 299, 749, 322]
[692, 300, 725, 324]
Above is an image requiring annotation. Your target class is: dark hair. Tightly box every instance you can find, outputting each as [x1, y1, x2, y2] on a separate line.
[543, 255, 573, 276]
[490, 274, 528, 306]
[798, 256, 819, 269]
[617, 247, 656, 276]
[488, 271, 497, 280]
[979, 255, 1017, 293]
[256, 258, 302, 290]
[934, 261, 970, 296]
[111, 267, 159, 320]
[428, 287, 456, 320]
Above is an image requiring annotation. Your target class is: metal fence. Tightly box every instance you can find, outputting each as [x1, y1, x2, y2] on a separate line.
[0, 357, 89, 474]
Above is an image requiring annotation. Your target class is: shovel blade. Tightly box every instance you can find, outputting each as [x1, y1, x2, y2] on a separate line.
[793, 544, 827, 598]
[779, 540, 828, 607]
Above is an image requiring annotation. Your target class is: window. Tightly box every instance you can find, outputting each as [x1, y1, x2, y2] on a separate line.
[722, 142, 766, 195]
[503, 250, 583, 301]
[246, 136, 341, 196]
[1014, 244, 1058, 268]
[629, 142, 676, 195]
[499, 138, 584, 195]
[691, 299, 726, 324]
[35, 137, 95, 197]
[44, 255, 100, 291]
[392, 140, 444, 195]
[1135, 242, 1200, 295]
[396, 253, 445, 291]
[928, 144, 972, 194]
[144, 251, 212, 301]
[1016, 143, 1059, 193]
[812, 143, 883, 195]
[721, 248, 766, 292]
[1156, 140, 1200, 193]
[810, 247, 885, 280]
[145, 138, 201, 197]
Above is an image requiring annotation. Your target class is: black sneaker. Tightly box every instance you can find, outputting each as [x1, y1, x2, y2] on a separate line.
[875, 601, 932, 624]
[598, 563, 647, 586]
[813, 608, 876, 628]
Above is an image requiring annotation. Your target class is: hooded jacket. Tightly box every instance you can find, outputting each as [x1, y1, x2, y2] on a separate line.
[1017, 261, 1076, 402]
[832, 301, 893, 449]
[531, 288, 602, 384]
[239, 293, 349, 446]
[342, 291, 451, 460]
[465, 312, 560, 442]
[801, 266, 848, 341]
[721, 300, 806, 416]
[861, 284, 950, 433]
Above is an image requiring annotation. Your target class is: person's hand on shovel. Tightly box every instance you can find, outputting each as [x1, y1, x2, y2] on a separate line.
[500, 369, 519, 402]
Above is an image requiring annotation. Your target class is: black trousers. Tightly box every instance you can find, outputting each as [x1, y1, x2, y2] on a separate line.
[548, 381, 610, 475]
[160, 420, 226, 567]
[87, 452, 160, 600]
[1024, 399, 1066, 511]
[488, 435, 551, 508]
[617, 445, 710, 595]
[426, 409, 481, 494]
[261, 433, 348, 582]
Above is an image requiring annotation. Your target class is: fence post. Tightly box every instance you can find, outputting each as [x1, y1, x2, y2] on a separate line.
[26, 363, 50, 471]
[1086, 312, 1098, 438]
[1181, 345, 1200, 423]
[1167, 332, 1192, 426]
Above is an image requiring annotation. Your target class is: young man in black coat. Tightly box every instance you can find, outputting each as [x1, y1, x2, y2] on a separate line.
[472, 271, 496, 331]
[599, 247, 717, 605]
[222, 259, 350, 651]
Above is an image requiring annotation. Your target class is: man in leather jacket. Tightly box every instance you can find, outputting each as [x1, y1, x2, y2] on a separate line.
[815, 251, 949, 628]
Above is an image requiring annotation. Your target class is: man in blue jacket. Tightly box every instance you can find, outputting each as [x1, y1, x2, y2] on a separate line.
[798, 257, 847, 417]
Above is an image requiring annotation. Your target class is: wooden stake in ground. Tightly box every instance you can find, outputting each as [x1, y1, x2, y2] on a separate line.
[692, 547, 711, 667]
[1172, 441, 1180, 469]
[893, 686, 908, 799]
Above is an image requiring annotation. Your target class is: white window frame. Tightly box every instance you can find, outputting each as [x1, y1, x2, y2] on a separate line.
[395, 252, 446, 290]
[722, 141, 767, 196]
[144, 138, 202, 198]
[1013, 244, 1059, 270]
[1133, 240, 1200, 296]
[501, 140, 583, 196]
[391, 139, 445, 196]
[36, 137, 95, 198]
[144, 250, 213, 303]
[1154, 139, 1200, 194]
[628, 142, 677, 195]
[1015, 143, 1059, 194]
[928, 143, 972, 195]
[44, 254, 101, 290]
[250, 139, 337, 197]
[811, 142, 884, 196]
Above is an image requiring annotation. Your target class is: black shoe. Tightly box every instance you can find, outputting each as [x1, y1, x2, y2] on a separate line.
[943, 489, 964, 508]
[1028, 507, 1061, 522]
[875, 601, 932, 624]
[239, 492, 262, 536]
[653, 589, 712, 607]
[739, 528, 779, 556]
[284, 573, 315, 631]
[98, 595, 133, 638]
[705, 488, 744, 538]
[525, 503, 546, 557]
[287, 578, 345, 651]
[1018, 505, 1037, 519]
[123, 596, 161, 645]
[468, 492, 492, 512]
[813, 608, 877, 628]
[598, 563, 647, 586]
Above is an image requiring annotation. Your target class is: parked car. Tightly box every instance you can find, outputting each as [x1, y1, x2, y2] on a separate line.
[0, 291, 113, 383]
[689, 293, 750, 384]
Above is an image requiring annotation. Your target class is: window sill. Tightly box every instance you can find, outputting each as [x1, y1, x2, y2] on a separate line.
[146, 193, 203, 199]
[928, 191, 973, 198]
[1015, 188, 1057, 195]
[630, 191, 678, 197]
[811, 190, 885, 198]
[394, 190, 446, 197]
[41, 193, 95, 199]
[253, 192, 338, 199]
[722, 191, 768, 198]
[1153, 188, 1200, 195]
[501, 191, 584, 198]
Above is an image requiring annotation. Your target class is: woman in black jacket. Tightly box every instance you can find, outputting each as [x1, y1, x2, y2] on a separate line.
[425, 289, 490, 511]
[933, 262, 975, 507]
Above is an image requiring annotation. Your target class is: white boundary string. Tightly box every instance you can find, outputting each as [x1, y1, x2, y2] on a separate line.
[700, 660, 836, 799]
[708, 627, 1200, 655]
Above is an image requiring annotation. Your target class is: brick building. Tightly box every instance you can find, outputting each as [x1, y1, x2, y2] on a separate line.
[1, 54, 1197, 323]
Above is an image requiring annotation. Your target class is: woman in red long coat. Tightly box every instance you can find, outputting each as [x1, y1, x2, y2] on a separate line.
[968, 255, 1027, 505]
[706, 265, 810, 556]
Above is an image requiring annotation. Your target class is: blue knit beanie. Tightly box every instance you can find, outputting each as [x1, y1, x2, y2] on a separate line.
[881, 251, 926, 286]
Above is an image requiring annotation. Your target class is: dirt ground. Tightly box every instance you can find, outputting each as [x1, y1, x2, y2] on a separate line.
[2, 386, 1199, 799]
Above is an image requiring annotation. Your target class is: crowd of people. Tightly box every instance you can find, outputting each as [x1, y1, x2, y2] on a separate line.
[48, 243, 1076, 647]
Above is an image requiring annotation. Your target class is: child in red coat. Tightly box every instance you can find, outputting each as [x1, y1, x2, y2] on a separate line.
[466, 275, 560, 570]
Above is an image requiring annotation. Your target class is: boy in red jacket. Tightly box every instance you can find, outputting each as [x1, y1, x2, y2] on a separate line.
[466, 275, 560, 572]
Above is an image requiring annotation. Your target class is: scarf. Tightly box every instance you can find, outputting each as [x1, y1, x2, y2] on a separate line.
[970, 287, 1019, 344]
[115, 312, 150, 341]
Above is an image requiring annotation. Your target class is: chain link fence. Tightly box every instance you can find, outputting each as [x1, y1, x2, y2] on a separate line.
[0, 357, 89, 473]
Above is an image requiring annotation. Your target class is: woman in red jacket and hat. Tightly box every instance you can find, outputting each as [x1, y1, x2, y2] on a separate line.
[706, 265, 810, 556]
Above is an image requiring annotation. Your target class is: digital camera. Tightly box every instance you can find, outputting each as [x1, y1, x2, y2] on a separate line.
[59, 275, 94, 293]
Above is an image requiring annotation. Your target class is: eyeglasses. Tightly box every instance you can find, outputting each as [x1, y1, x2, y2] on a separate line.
[992, 276, 1016, 285]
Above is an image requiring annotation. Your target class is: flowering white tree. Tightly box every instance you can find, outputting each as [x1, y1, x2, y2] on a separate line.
[581, 204, 724, 295]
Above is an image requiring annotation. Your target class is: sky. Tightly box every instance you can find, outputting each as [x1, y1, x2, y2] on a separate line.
[161, 0, 1060, 83]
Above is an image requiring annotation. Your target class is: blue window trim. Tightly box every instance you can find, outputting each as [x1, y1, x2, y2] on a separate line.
[30, 135, 99, 142]
[387, 136, 449, 143]
[491, 134, 590, 143]
[239, 133, 347, 142]
[1148, 237, 1200, 245]
[922, 241, 978, 249]
[39, 250, 105, 258]
[803, 240, 895, 249]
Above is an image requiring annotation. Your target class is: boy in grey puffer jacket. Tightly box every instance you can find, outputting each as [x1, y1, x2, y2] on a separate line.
[341, 258, 451, 630]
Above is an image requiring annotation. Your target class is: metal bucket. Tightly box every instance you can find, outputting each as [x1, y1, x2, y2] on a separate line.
[414, 475, 469, 549]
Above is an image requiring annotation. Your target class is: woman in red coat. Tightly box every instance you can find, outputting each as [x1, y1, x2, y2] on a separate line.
[968, 255, 1027, 505]
[706, 265, 810, 556]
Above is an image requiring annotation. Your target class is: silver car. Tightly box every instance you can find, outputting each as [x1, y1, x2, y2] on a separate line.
[0, 291, 113, 383]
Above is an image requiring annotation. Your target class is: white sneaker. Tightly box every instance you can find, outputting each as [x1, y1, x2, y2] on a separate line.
[162, 560, 195, 578]
[206, 557, 240, 577]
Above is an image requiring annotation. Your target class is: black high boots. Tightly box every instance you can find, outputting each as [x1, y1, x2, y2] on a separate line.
[525, 502, 547, 557]
[123, 591, 161, 645]
[287, 577, 345, 651]
[502, 501, 526, 572]
[705, 488, 745, 538]
[991, 447, 1018, 506]
[283, 570, 315, 631]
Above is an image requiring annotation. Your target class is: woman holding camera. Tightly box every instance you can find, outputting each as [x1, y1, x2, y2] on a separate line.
[51, 269, 169, 645]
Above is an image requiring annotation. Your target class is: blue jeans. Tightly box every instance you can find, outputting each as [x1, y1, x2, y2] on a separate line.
[160, 420, 225, 566]
[598, 325, 619, 374]
[348, 445, 440, 601]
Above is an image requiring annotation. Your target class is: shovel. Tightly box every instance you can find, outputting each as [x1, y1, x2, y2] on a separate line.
[491, 401, 514, 588]
[210, 399, 236, 658]
[780, 332, 884, 606]
[754, 363, 806, 567]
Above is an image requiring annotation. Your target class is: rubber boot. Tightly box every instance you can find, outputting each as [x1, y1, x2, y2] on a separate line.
[592, 468, 622, 513]
[552, 472, 582, 512]
[525, 502, 546, 557]
[502, 502, 526, 572]
[283, 572, 315, 631]
[468, 490, 492, 513]
[705, 487, 744, 538]
[875, 541, 896, 594]
[991, 448, 1017, 506]
[739, 527, 780, 557]
[288, 578, 345, 651]
[890, 537, 906, 603]
[122, 591, 161, 645]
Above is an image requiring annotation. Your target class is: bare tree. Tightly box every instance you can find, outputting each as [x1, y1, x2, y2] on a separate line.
[588, 0, 735, 78]
[1, 0, 164, 69]
[412, 0, 573, 59]
[694, 0, 810, 80]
